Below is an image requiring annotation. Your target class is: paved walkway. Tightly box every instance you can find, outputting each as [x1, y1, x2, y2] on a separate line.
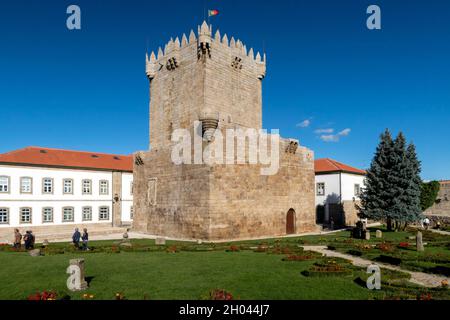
[39, 223, 384, 244]
[302, 245, 448, 288]
[428, 229, 450, 236]
[46, 225, 375, 244]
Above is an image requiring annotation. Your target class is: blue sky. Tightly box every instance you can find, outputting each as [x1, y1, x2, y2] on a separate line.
[0, 0, 449, 180]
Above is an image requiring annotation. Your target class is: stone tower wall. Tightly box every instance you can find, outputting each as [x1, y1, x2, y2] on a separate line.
[146, 22, 266, 150]
[133, 22, 316, 241]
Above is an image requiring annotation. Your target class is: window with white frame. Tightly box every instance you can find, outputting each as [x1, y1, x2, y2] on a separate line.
[20, 208, 32, 224]
[0, 176, 10, 193]
[42, 207, 53, 223]
[82, 207, 92, 221]
[62, 207, 74, 222]
[99, 180, 109, 195]
[20, 177, 32, 194]
[0, 208, 9, 224]
[63, 179, 73, 194]
[130, 206, 134, 219]
[354, 184, 361, 197]
[99, 206, 109, 220]
[316, 182, 325, 196]
[42, 178, 53, 194]
[82, 179, 92, 195]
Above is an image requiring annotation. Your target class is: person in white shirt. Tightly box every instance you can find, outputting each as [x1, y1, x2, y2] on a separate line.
[423, 217, 430, 230]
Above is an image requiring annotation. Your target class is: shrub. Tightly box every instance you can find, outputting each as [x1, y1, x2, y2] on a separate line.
[375, 255, 402, 265]
[347, 249, 363, 256]
[420, 181, 440, 211]
[427, 266, 450, 277]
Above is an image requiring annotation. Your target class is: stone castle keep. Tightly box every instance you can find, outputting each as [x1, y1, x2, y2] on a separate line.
[132, 22, 317, 240]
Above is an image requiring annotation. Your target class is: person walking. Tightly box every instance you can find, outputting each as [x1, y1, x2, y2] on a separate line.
[423, 217, 430, 230]
[72, 228, 81, 249]
[81, 228, 89, 251]
[13, 229, 22, 249]
[23, 231, 32, 250]
[29, 231, 35, 249]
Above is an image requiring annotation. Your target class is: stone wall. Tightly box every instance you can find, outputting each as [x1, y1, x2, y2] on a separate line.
[132, 139, 317, 241]
[342, 200, 360, 226]
[424, 181, 450, 216]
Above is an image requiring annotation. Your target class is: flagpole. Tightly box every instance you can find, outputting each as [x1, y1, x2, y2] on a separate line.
[204, 0, 207, 22]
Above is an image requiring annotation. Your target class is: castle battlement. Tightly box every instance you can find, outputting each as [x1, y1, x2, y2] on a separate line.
[146, 21, 266, 80]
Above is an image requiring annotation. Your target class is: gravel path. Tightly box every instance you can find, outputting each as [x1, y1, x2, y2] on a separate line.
[302, 245, 449, 288]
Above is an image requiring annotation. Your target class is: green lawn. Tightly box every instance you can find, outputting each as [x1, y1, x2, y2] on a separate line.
[0, 227, 448, 300]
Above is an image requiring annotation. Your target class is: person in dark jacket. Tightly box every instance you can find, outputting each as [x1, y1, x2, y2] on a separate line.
[23, 231, 34, 250]
[81, 228, 89, 251]
[72, 228, 81, 249]
[29, 231, 35, 249]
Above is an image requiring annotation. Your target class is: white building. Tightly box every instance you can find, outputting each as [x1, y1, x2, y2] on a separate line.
[0, 147, 133, 242]
[314, 158, 366, 226]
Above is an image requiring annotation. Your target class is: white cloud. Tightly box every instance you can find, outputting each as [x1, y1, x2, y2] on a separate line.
[296, 119, 311, 128]
[320, 128, 351, 142]
[314, 128, 334, 134]
[339, 128, 351, 136]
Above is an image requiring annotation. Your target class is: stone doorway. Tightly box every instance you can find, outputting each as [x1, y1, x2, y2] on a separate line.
[286, 209, 296, 235]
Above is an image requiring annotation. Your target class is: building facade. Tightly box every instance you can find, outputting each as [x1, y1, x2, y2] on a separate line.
[0, 147, 133, 242]
[132, 22, 317, 241]
[314, 158, 366, 226]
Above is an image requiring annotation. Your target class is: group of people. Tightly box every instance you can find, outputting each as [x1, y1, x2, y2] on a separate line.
[72, 228, 89, 250]
[12, 228, 89, 251]
[13, 229, 35, 250]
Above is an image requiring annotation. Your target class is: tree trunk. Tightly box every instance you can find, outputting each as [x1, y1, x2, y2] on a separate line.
[387, 218, 393, 231]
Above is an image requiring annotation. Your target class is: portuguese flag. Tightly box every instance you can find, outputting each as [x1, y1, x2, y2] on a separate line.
[208, 9, 219, 17]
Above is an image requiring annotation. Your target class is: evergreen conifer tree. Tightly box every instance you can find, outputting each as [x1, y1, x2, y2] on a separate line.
[360, 129, 394, 226]
[360, 130, 422, 231]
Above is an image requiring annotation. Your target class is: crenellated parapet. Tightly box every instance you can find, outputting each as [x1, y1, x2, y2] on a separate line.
[146, 21, 266, 80]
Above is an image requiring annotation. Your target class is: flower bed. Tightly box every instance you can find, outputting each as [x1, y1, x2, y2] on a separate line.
[397, 242, 410, 249]
[204, 289, 233, 300]
[281, 254, 317, 261]
[376, 242, 395, 253]
[226, 245, 240, 252]
[301, 258, 353, 277]
[27, 291, 61, 301]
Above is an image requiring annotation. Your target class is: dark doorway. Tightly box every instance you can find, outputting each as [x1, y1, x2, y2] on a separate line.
[286, 209, 296, 235]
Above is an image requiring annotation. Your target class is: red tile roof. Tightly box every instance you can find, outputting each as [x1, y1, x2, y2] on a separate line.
[315, 158, 366, 175]
[0, 147, 133, 172]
